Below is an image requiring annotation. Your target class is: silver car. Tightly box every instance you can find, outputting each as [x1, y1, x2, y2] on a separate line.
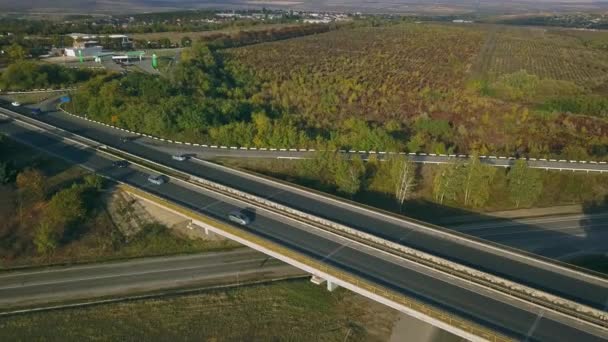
[172, 154, 187, 161]
[147, 174, 166, 185]
[228, 210, 251, 226]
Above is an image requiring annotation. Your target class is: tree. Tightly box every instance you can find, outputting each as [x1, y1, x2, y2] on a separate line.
[333, 155, 365, 196]
[6, 43, 26, 61]
[181, 36, 192, 47]
[44, 186, 86, 237]
[388, 155, 416, 209]
[33, 220, 58, 255]
[16, 168, 46, 203]
[507, 159, 543, 208]
[83, 174, 104, 191]
[433, 161, 463, 204]
[462, 154, 496, 208]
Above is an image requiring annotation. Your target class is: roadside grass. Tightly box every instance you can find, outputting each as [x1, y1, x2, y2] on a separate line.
[0, 279, 396, 341]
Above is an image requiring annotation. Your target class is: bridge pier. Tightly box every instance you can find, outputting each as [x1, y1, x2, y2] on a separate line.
[326, 280, 339, 292]
[188, 220, 209, 235]
[310, 275, 339, 291]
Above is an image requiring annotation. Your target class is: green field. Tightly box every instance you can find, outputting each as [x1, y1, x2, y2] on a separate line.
[0, 280, 397, 341]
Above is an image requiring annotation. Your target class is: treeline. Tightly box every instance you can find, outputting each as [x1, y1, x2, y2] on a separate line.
[133, 24, 332, 50]
[296, 152, 543, 209]
[200, 24, 331, 49]
[0, 61, 100, 91]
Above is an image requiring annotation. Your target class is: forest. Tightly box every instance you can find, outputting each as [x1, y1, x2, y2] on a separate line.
[0, 61, 100, 91]
[67, 23, 608, 160]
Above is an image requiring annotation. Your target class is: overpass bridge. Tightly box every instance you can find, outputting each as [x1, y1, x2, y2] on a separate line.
[0, 105, 607, 341]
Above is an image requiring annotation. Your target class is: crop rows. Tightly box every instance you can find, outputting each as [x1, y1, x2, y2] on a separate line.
[229, 23, 484, 128]
[477, 27, 608, 87]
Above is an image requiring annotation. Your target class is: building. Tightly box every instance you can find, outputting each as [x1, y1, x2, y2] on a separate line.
[64, 33, 132, 57]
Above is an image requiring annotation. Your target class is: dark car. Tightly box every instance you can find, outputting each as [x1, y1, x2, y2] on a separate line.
[112, 160, 129, 168]
[31, 108, 42, 115]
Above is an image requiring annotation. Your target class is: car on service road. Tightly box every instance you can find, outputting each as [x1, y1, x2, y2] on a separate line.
[228, 210, 251, 226]
[11, 101, 21, 107]
[112, 160, 129, 168]
[172, 154, 187, 161]
[147, 174, 166, 185]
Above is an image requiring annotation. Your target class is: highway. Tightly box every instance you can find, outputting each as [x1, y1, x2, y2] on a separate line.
[0, 250, 302, 310]
[445, 212, 608, 260]
[0, 106, 607, 341]
[11, 103, 608, 312]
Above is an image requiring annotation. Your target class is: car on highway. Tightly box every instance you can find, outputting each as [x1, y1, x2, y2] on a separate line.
[112, 160, 129, 168]
[31, 108, 42, 115]
[227, 210, 251, 226]
[147, 174, 166, 185]
[120, 136, 132, 143]
[172, 154, 187, 161]
[11, 101, 21, 107]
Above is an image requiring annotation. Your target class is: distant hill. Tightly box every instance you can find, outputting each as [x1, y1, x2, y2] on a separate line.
[3, 0, 608, 15]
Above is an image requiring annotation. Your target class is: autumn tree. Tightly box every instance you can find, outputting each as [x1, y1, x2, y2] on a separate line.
[507, 159, 543, 208]
[333, 155, 365, 196]
[16, 168, 46, 203]
[433, 161, 463, 204]
[7, 43, 26, 61]
[33, 220, 57, 255]
[387, 155, 416, 209]
[462, 154, 496, 208]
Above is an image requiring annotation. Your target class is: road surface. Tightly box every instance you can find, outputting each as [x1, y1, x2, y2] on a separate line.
[444, 212, 608, 260]
[0, 107, 606, 341]
[0, 250, 302, 309]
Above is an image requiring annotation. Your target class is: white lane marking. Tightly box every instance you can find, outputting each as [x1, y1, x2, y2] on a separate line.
[321, 242, 352, 262]
[524, 310, 544, 342]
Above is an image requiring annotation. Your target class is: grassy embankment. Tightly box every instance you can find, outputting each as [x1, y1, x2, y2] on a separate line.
[0, 279, 397, 341]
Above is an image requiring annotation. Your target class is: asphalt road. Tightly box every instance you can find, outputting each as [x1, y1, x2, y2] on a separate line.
[12, 103, 608, 313]
[0, 250, 301, 309]
[0, 108, 606, 341]
[445, 212, 608, 260]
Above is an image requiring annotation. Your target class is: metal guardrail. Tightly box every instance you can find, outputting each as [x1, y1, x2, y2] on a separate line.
[119, 183, 513, 342]
[3, 107, 608, 331]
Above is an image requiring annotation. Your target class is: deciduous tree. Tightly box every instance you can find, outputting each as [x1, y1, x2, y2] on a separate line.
[507, 159, 543, 208]
[333, 155, 365, 196]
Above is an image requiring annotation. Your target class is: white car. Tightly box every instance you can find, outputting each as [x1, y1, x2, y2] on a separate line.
[11, 101, 21, 107]
[147, 174, 166, 185]
[228, 210, 251, 226]
[172, 154, 187, 161]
